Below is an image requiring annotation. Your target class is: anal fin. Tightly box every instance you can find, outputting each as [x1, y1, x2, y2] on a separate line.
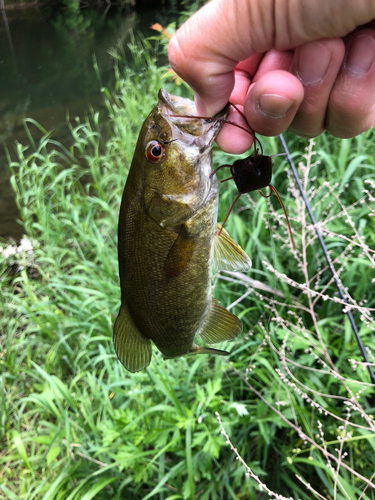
[213, 224, 251, 272]
[113, 303, 152, 373]
[199, 301, 242, 344]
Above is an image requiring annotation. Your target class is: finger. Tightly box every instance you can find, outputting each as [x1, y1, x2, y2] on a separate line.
[251, 49, 294, 81]
[168, 0, 260, 117]
[216, 51, 295, 153]
[326, 29, 375, 137]
[243, 70, 304, 137]
[230, 50, 294, 106]
[288, 39, 345, 137]
[216, 105, 254, 154]
[229, 53, 264, 107]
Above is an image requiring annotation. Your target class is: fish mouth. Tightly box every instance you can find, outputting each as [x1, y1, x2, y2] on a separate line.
[158, 88, 229, 140]
[158, 88, 198, 117]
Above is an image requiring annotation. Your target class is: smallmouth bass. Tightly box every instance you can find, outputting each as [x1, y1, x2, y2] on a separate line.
[114, 89, 251, 373]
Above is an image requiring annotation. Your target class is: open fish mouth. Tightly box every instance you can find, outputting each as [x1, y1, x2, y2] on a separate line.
[157, 89, 229, 140]
[158, 89, 198, 116]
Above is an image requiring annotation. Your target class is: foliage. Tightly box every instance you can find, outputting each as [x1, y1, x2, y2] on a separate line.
[1, 32, 375, 500]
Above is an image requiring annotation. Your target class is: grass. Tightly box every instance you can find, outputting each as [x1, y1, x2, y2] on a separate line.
[1, 33, 375, 500]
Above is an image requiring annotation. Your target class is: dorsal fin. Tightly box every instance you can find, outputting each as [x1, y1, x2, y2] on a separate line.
[113, 303, 152, 373]
[213, 224, 251, 272]
[199, 300, 242, 344]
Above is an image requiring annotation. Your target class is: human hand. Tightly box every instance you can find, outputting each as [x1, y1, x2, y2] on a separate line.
[168, 0, 375, 153]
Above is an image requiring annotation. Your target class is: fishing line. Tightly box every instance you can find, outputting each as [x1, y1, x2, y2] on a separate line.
[279, 133, 375, 386]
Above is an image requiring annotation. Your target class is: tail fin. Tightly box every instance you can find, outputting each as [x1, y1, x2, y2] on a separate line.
[113, 304, 152, 373]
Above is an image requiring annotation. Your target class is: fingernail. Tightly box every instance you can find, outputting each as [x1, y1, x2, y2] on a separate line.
[346, 35, 375, 75]
[297, 42, 331, 85]
[258, 94, 294, 118]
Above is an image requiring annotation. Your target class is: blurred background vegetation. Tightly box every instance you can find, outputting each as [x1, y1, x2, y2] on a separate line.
[1, 1, 375, 499]
[0, 0, 200, 239]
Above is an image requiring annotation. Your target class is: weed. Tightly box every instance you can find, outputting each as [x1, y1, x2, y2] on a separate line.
[1, 34, 375, 500]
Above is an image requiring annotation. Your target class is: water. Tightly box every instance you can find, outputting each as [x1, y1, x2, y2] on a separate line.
[0, 1, 179, 240]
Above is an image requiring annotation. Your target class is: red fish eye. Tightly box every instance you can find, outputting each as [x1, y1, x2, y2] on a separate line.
[145, 141, 165, 163]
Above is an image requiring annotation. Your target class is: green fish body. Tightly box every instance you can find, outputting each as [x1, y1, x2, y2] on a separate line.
[114, 89, 251, 372]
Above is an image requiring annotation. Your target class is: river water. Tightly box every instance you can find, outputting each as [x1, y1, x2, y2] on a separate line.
[0, 1, 179, 240]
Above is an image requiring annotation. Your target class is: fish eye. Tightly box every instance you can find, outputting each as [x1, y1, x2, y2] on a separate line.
[145, 141, 165, 163]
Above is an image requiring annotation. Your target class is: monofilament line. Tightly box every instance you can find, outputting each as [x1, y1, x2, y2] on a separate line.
[279, 133, 375, 386]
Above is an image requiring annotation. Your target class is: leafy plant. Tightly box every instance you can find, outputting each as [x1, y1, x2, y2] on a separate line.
[1, 32, 375, 500]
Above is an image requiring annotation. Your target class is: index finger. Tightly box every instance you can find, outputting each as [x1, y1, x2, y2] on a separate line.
[168, 1, 261, 115]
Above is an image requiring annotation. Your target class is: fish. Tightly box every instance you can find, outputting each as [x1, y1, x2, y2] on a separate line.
[113, 89, 251, 373]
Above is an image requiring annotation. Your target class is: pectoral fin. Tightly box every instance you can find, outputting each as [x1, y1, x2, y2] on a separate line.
[199, 300, 242, 344]
[164, 226, 196, 279]
[113, 303, 152, 373]
[213, 224, 251, 272]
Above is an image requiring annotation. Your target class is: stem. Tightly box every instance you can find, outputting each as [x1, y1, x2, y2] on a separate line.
[279, 133, 375, 386]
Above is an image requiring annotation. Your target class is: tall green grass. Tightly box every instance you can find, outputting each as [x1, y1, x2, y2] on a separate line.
[1, 34, 375, 500]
